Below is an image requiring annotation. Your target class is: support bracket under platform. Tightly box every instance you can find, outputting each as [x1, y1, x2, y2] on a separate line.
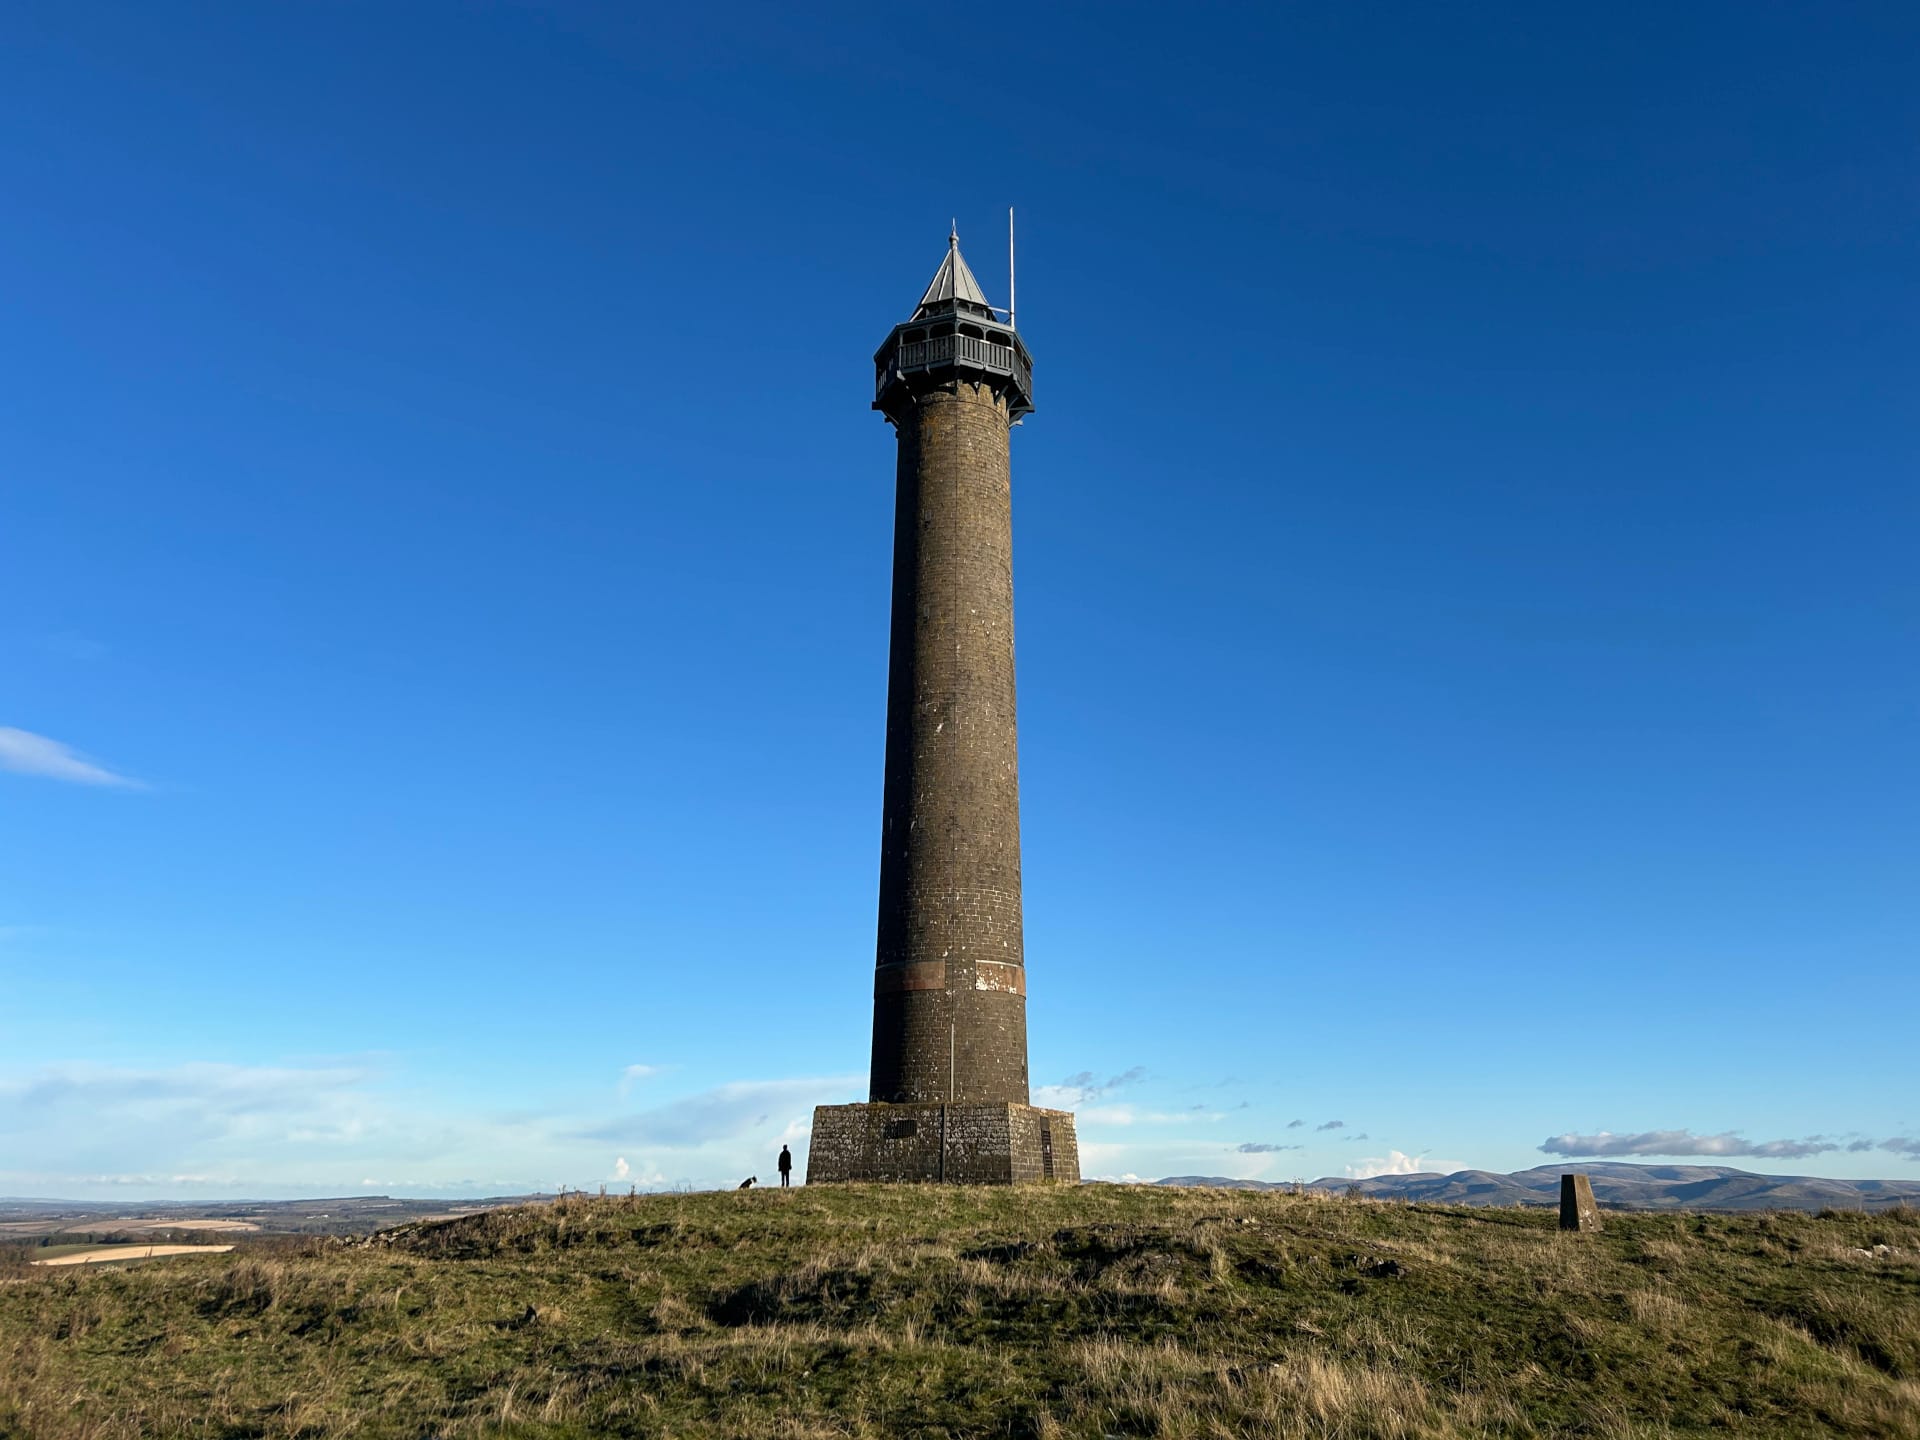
[806, 1102, 1079, 1185]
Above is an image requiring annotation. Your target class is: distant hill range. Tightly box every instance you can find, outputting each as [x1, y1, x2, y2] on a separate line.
[1156, 1162, 1920, 1212]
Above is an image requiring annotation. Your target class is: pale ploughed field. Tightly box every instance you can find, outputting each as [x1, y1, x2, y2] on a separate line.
[32, 1244, 235, 1267]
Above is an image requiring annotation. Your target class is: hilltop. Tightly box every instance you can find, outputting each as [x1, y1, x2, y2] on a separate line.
[3, 1184, 1916, 1437]
[1157, 1162, 1920, 1213]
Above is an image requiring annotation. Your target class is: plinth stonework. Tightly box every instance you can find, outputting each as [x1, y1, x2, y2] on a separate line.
[809, 229, 1077, 1185]
[809, 1103, 1078, 1185]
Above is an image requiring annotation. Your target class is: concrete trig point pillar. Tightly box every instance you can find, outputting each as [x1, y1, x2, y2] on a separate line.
[1560, 1173, 1601, 1231]
[807, 227, 1078, 1185]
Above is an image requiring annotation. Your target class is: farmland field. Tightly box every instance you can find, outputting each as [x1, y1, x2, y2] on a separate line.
[31, 1243, 236, 1267]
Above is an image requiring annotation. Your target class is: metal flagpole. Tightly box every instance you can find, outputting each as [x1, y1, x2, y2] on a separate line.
[1008, 207, 1016, 329]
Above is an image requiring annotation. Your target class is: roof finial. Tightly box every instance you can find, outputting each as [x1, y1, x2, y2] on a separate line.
[913, 227, 992, 315]
[950, 219, 958, 247]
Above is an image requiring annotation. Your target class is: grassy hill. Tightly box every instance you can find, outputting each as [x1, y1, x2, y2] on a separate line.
[2, 1184, 1916, 1438]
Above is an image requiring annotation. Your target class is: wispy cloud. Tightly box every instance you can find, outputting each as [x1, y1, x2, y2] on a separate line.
[1075, 1103, 1228, 1128]
[0, 727, 140, 787]
[581, 1075, 860, 1147]
[2, 1058, 867, 1200]
[1286, 1119, 1305, 1129]
[1316, 1119, 1345, 1132]
[5, 1061, 370, 1113]
[1880, 1137, 1920, 1159]
[1235, 1142, 1302, 1154]
[618, 1063, 666, 1096]
[1033, 1066, 1147, 1110]
[1540, 1129, 1843, 1160]
[0, 1061, 389, 1192]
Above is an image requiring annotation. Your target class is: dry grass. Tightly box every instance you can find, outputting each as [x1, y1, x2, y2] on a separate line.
[0, 1188, 1916, 1437]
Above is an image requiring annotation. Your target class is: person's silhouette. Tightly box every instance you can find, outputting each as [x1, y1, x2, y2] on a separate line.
[777, 1144, 793, 1187]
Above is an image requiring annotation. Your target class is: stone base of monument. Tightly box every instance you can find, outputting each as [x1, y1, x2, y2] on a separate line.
[806, 1103, 1079, 1185]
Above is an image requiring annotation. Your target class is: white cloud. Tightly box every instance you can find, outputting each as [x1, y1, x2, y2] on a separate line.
[0, 727, 141, 787]
[612, 1157, 631, 1180]
[1346, 1150, 1433, 1180]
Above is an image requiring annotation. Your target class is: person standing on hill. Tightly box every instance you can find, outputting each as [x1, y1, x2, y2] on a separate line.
[777, 1145, 793, 1187]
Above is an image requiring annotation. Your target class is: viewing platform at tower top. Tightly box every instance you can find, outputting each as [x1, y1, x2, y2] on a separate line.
[874, 229, 1033, 421]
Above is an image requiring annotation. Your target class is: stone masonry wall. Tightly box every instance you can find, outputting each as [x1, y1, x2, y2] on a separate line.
[1008, 1104, 1080, 1185]
[870, 379, 1029, 1106]
[808, 1103, 1078, 1185]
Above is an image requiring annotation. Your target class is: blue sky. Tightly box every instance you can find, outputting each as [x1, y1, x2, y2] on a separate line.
[2, 1, 1915, 1199]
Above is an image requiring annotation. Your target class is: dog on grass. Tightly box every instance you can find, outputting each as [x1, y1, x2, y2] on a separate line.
[737, 1176, 757, 1190]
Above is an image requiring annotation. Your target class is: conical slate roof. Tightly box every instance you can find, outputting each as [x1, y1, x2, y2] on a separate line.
[915, 227, 992, 314]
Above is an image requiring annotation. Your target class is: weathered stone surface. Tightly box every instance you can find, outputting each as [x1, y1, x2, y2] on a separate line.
[839, 241, 1073, 1183]
[870, 378, 1030, 1107]
[1560, 1173, 1602, 1232]
[807, 1103, 1079, 1185]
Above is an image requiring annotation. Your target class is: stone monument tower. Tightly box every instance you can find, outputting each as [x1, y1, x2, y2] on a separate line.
[808, 226, 1079, 1184]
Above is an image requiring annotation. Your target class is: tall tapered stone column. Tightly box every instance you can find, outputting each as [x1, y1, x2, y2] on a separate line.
[809, 228, 1078, 1185]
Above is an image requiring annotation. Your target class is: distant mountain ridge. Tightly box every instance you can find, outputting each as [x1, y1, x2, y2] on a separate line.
[1156, 1161, 1920, 1212]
